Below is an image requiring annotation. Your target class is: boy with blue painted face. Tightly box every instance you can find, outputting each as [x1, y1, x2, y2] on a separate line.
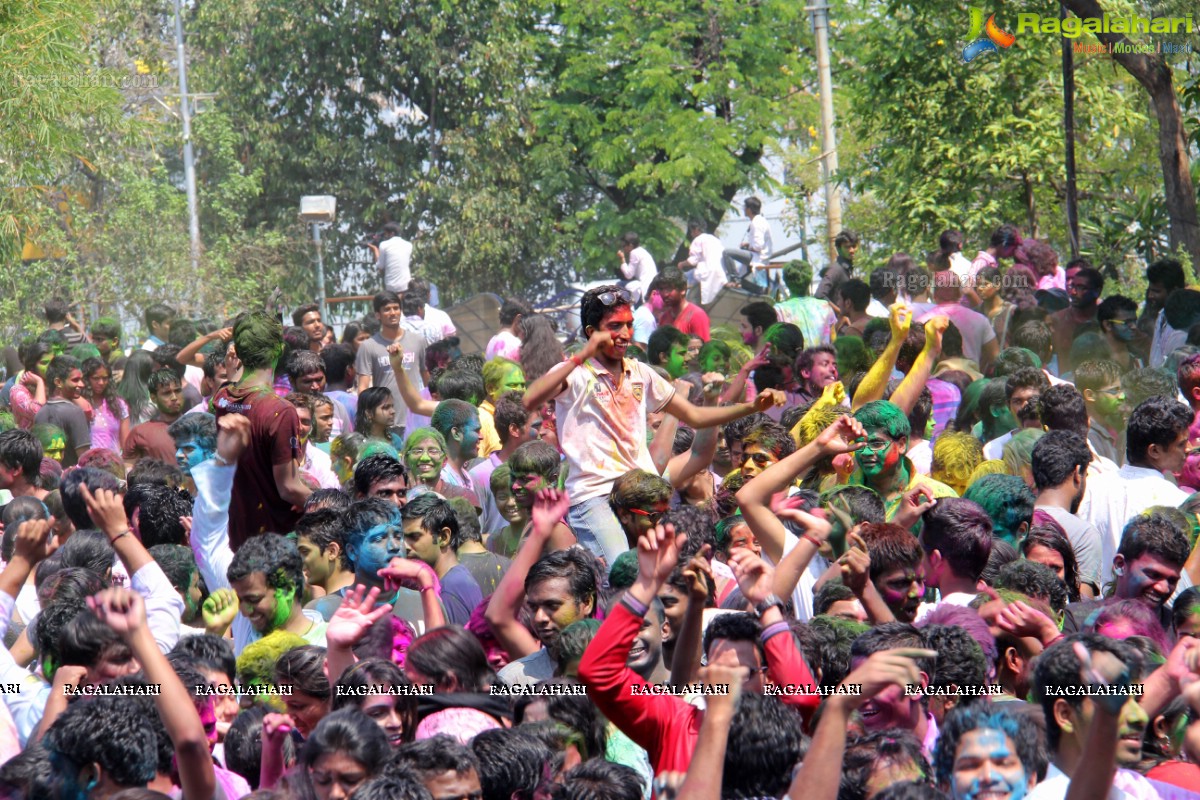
[313, 498, 443, 635]
[933, 705, 1040, 800]
[168, 412, 217, 496]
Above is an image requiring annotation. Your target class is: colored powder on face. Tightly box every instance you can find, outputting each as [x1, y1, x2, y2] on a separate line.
[271, 587, 294, 630]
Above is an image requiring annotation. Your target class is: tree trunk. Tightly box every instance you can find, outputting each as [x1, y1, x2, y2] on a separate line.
[1061, 0, 1200, 266]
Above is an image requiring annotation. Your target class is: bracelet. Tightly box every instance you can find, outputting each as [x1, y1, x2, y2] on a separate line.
[570, 354, 584, 368]
[760, 621, 791, 643]
[110, 530, 132, 545]
[621, 594, 650, 618]
[801, 533, 824, 549]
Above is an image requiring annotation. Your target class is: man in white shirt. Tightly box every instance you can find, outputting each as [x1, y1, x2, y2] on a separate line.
[617, 231, 657, 305]
[722, 197, 773, 291]
[677, 219, 727, 306]
[377, 222, 413, 294]
[1085, 395, 1192, 584]
[1028, 634, 1159, 800]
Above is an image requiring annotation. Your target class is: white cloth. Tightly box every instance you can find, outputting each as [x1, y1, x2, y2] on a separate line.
[1027, 762, 1166, 800]
[377, 235, 414, 293]
[916, 303, 996, 363]
[745, 216, 772, 265]
[620, 247, 658, 304]
[556, 357, 675, 504]
[685, 232, 728, 305]
[1084, 464, 1190, 584]
[983, 430, 1016, 461]
[1150, 309, 1188, 369]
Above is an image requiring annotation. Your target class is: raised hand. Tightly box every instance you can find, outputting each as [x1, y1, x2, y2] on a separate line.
[379, 557, 441, 595]
[923, 316, 949, 353]
[753, 388, 787, 412]
[838, 532, 871, 595]
[888, 303, 912, 340]
[815, 415, 866, 456]
[78, 484, 129, 539]
[682, 545, 714, 601]
[202, 588, 239, 634]
[87, 587, 147, 637]
[216, 413, 252, 465]
[530, 488, 571, 539]
[728, 547, 775, 605]
[11, 518, 57, 564]
[840, 647, 935, 710]
[327, 585, 392, 649]
[700, 662, 749, 713]
[894, 485, 936, 530]
[636, 522, 686, 588]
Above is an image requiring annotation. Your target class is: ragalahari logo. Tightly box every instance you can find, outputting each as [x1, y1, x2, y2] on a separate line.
[963, 7, 1016, 62]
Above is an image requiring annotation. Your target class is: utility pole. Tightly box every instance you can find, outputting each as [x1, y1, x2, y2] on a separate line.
[810, 3, 842, 264]
[172, 0, 201, 272]
[1060, 4, 1080, 257]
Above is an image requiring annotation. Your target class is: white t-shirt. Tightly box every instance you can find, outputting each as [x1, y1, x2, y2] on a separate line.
[377, 235, 414, 293]
[556, 358, 675, 504]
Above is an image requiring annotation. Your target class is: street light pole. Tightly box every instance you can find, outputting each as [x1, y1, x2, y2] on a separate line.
[810, 3, 843, 264]
[171, 0, 201, 272]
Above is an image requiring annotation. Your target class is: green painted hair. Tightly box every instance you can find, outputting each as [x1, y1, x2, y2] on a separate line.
[232, 311, 284, 371]
[854, 400, 911, 439]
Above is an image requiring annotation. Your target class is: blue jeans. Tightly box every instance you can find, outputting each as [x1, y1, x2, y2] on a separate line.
[568, 496, 629, 568]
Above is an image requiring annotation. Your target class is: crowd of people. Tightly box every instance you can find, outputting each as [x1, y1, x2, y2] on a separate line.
[1, 223, 1200, 800]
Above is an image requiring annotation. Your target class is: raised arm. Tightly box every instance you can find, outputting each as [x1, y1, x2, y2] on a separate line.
[736, 415, 865, 565]
[665, 387, 783, 431]
[177, 327, 232, 368]
[387, 343, 438, 417]
[485, 489, 567, 659]
[889, 317, 947, 415]
[523, 332, 608, 412]
[851, 304, 911, 411]
[90, 588, 215, 800]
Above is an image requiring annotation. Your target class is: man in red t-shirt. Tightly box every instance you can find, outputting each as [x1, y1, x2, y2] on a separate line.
[651, 268, 710, 342]
[210, 312, 311, 549]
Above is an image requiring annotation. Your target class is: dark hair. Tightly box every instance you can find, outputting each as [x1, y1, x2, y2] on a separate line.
[227, 533, 305, 601]
[580, 284, 632, 334]
[126, 484, 193, 548]
[526, 547, 598, 610]
[296, 508, 351, 571]
[1031, 430, 1091, 491]
[841, 730, 932, 800]
[354, 454, 407, 497]
[740, 301, 779, 333]
[401, 493, 458, 545]
[859, 523, 924, 581]
[933, 705, 1040, 789]
[44, 695, 158, 788]
[170, 634, 236, 682]
[471, 728, 555, 800]
[405, 625, 496, 692]
[300, 707, 391, 776]
[995, 560, 1068, 613]
[1033, 633, 1143, 750]
[1126, 395, 1192, 464]
[1117, 511, 1190, 569]
[59, 467, 122, 531]
[0, 429, 43, 482]
[647, 325, 689, 368]
[921, 498, 993, 582]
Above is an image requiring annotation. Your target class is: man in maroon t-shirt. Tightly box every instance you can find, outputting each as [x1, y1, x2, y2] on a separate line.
[123, 369, 186, 469]
[211, 312, 311, 549]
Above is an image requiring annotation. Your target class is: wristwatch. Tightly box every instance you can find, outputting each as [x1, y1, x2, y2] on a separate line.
[753, 594, 786, 619]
